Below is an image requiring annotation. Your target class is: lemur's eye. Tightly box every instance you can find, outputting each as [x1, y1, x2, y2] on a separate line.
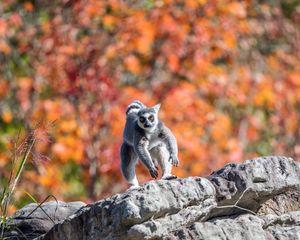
[139, 116, 145, 123]
[148, 115, 154, 122]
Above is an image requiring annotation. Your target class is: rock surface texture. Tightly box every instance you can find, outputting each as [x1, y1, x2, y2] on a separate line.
[5, 156, 300, 240]
[4, 201, 86, 239]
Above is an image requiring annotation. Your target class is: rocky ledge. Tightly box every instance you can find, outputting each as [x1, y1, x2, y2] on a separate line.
[4, 156, 300, 240]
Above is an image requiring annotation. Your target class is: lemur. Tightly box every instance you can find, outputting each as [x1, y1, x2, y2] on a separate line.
[120, 100, 179, 188]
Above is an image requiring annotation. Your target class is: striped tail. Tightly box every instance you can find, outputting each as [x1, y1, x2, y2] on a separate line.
[126, 100, 145, 115]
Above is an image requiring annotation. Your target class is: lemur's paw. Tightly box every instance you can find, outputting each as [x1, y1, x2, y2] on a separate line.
[149, 167, 158, 179]
[162, 175, 178, 180]
[169, 154, 179, 167]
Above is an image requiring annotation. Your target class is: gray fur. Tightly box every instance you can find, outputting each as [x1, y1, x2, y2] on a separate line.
[126, 100, 145, 115]
[121, 101, 179, 188]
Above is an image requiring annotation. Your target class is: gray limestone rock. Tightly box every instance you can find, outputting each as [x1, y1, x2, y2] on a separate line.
[165, 211, 300, 240]
[207, 156, 300, 217]
[3, 201, 85, 239]
[43, 177, 217, 240]
[5, 156, 300, 240]
[258, 190, 300, 215]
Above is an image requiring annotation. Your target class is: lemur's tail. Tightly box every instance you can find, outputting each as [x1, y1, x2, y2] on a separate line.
[126, 100, 145, 115]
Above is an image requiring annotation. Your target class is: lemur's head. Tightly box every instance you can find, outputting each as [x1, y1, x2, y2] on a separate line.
[137, 104, 160, 132]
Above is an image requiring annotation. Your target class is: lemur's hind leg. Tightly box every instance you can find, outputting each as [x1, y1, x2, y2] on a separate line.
[150, 144, 174, 179]
[120, 142, 139, 188]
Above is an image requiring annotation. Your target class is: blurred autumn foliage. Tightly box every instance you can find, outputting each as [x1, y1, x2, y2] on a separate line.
[0, 0, 300, 212]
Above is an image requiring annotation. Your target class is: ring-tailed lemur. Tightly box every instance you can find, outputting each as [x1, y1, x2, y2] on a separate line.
[120, 100, 179, 188]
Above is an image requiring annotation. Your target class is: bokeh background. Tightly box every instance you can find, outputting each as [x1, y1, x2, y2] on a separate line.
[0, 0, 299, 212]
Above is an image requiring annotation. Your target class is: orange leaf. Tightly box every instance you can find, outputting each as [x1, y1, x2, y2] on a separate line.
[288, 72, 300, 87]
[103, 15, 117, 29]
[23, 2, 34, 11]
[0, 40, 10, 55]
[168, 54, 179, 72]
[2, 110, 13, 123]
[124, 55, 141, 74]
[0, 19, 7, 36]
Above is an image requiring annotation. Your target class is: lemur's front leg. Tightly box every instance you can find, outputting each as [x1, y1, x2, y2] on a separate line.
[159, 126, 179, 167]
[134, 136, 159, 179]
[150, 145, 173, 179]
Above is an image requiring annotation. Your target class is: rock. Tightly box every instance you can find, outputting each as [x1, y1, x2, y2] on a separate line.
[5, 156, 300, 240]
[42, 177, 217, 240]
[38, 156, 300, 240]
[4, 201, 85, 239]
[165, 211, 300, 240]
[207, 156, 300, 217]
[258, 190, 300, 215]
[165, 214, 266, 240]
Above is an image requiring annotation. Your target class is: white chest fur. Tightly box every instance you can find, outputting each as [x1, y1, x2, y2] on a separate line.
[147, 134, 163, 150]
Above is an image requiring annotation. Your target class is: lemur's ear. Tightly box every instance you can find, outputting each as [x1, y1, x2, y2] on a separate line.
[152, 103, 161, 113]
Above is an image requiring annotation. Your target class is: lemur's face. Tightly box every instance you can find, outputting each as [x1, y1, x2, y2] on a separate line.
[137, 104, 160, 131]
